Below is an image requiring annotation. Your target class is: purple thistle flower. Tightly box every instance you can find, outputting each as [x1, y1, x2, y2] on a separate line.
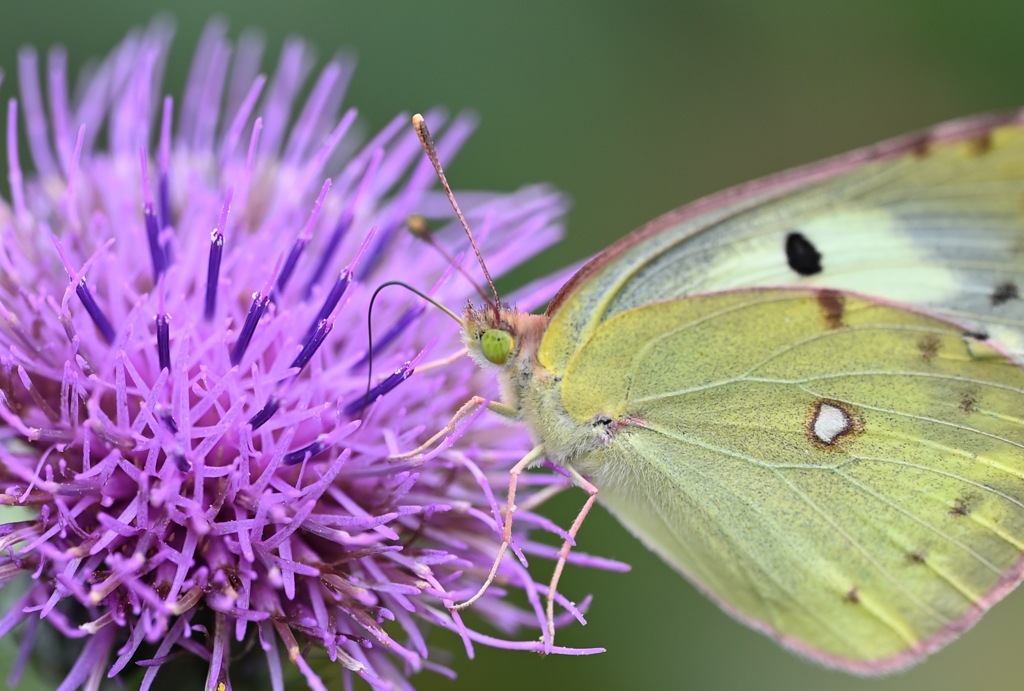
[0, 21, 627, 691]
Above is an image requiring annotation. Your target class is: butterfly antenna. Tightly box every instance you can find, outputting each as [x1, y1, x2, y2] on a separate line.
[412, 114, 501, 318]
[364, 280, 462, 407]
[406, 214, 491, 304]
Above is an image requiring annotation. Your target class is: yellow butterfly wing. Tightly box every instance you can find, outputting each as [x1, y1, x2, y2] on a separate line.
[553, 289, 1024, 672]
[509, 112, 1024, 672]
[541, 112, 1024, 373]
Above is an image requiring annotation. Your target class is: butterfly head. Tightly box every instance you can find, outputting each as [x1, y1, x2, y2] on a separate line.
[462, 302, 515, 370]
[461, 302, 547, 374]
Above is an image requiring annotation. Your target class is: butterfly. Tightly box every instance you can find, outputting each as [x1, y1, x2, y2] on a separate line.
[409, 111, 1024, 674]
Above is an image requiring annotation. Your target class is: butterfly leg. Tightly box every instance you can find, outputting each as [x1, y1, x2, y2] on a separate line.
[452, 443, 545, 613]
[413, 347, 468, 373]
[545, 466, 598, 646]
[391, 397, 519, 459]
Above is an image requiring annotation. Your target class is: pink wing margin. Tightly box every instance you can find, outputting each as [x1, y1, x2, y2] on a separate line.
[714, 525, 1024, 674]
[547, 107, 1024, 317]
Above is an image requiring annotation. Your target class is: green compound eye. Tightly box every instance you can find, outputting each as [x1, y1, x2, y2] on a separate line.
[480, 329, 514, 365]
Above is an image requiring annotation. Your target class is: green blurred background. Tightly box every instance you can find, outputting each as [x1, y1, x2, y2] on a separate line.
[2, 1, 1024, 689]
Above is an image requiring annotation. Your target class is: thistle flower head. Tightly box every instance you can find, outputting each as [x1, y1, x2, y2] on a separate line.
[0, 21, 624, 690]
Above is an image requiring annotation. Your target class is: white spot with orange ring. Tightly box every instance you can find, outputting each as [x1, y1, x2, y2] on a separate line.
[812, 402, 851, 445]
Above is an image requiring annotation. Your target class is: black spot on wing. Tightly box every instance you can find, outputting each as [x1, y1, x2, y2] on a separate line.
[950, 498, 971, 517]
[910, 138, 932, 158]
[916, 334, 940, 362]
[959, 392, 977, 413]
[991, 281, 1020, 306]
[965, 131, 994, 157]
[785, 232, 822, 276]
[906, 550, 927, 565]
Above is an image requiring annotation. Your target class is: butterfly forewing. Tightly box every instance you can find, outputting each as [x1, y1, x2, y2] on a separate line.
[540, 115, 1024, 373]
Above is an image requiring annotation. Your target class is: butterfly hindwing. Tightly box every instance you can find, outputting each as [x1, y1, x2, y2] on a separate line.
[557, 289, 1024, 671]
